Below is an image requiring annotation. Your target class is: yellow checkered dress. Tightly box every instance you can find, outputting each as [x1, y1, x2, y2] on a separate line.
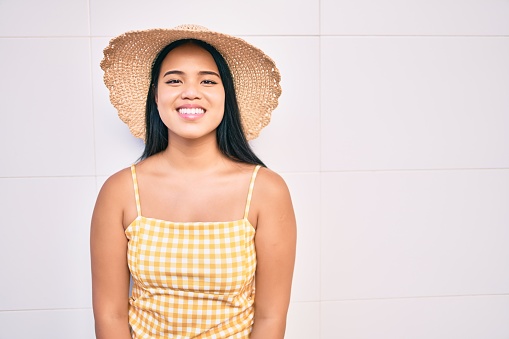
[125, 165, 260, 338]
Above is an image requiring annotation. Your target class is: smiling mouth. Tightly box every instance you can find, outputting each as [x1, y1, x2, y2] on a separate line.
[178, 108, 205, 115]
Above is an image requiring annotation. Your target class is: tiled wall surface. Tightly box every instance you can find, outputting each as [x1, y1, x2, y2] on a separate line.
[1, 0, 508, 338]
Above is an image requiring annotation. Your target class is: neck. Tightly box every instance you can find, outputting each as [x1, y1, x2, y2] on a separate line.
[158, 133, 227, 172]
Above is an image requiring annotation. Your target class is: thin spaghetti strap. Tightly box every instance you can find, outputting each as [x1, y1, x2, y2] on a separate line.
[130, 165, 142, 217]
[243, 165, 261, 220]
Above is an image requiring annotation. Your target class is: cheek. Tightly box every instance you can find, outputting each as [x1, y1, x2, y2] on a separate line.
[218, 95, 226, 109]
[156, 89, 177, 108]
[211, 90, 226, 108]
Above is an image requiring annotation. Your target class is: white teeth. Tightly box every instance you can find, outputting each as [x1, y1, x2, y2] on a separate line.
[178, 108, 205, 114]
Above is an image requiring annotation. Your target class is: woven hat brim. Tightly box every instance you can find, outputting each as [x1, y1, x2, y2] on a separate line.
[101, 26, 282, 140]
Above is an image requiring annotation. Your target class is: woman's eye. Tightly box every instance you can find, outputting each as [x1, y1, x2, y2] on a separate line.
[202, 80, 217, 85]
[165, 79, 181, 84]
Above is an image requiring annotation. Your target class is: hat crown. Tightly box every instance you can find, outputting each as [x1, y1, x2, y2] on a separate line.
[174, 24, 209, 32]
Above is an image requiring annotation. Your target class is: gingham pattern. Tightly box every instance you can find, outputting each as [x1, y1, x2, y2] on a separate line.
[125, 165, 260, 338]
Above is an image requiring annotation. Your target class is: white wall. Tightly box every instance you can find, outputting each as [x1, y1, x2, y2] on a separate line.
[1, 1, 508, 338]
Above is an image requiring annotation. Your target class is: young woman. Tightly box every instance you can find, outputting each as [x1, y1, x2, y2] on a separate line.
[91, 25, 296, 339]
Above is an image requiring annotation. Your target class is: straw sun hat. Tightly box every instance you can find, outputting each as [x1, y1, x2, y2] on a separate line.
[101, 24, 282, 141]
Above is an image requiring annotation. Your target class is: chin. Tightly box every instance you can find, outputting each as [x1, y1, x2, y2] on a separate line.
[170, 130, 217, 141]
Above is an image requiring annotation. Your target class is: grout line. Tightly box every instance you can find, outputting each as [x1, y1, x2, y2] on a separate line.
[1, 167, 508, 180]
[320, 293, 509, 303]
[2, 34, 508, 39]
[0, 36, 93, 39]
[319, 167, 509, 174]
[86, 0, 98, 181]
[0, 307, 92, 313]
[317, 2, 323, 338]
[0, 175, 102, 180]
[320, 34, 509, 38]
[86, 0, 91, 36]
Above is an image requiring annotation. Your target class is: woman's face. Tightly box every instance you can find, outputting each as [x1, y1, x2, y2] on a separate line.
[156, 43, 225, 142]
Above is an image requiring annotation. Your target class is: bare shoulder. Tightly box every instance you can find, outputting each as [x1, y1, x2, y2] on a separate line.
[93, 166, 136, 228]
[251, 167, 295, 229]
[255, 166, 291, 198]
[97, 167, 133, 200]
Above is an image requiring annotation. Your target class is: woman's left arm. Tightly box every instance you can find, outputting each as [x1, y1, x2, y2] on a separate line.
[250, 169, 297, 339]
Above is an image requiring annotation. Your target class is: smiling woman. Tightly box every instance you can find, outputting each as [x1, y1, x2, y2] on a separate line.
[155, 43, 226, 142]
[91, 25, 296, 339]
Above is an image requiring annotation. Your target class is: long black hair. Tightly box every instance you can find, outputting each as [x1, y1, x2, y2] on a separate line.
[140, 39, 265, 167]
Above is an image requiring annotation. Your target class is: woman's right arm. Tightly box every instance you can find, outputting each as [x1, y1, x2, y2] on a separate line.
[90, 171, 133, 339]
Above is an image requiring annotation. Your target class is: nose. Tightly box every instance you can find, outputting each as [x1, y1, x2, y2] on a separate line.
[181, 82, 201, 100]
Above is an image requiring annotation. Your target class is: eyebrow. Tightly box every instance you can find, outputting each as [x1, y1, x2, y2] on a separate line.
[162, 70, 221, 78]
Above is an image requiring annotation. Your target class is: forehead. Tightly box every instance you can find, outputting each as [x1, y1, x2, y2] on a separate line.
[160, 43, 218, 71]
